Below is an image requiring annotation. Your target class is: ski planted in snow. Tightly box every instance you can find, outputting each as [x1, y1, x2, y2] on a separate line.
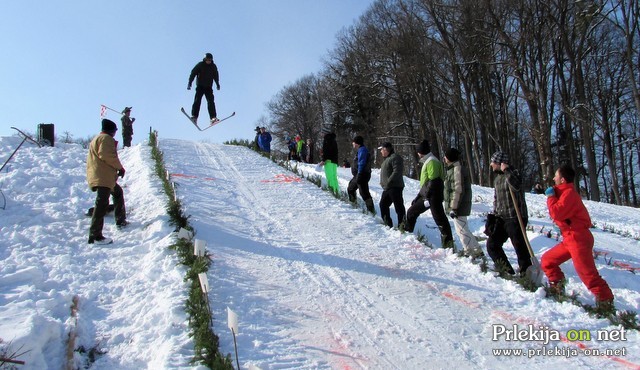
[180, 108, 235, 131]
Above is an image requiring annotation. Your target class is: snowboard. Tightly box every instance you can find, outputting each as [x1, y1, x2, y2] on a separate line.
[180, 108, 235, 131]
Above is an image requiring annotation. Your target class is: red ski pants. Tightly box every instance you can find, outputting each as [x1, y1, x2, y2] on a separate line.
[541, 229, 613, 301]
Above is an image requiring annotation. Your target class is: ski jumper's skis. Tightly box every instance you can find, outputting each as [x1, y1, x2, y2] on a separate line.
[181, 108, 235, 131]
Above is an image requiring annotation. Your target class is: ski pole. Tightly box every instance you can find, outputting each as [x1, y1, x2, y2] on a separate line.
[508, 186, 544, 286]
[101, 104, 125, 116]
[508, 187, 536, 258]
[1, 128, 41, 173]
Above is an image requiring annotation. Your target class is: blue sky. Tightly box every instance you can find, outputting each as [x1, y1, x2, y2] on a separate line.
[1, 1, 374, 145]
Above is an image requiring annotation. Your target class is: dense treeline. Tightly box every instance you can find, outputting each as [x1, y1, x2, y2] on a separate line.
[265, 0, 640, 206]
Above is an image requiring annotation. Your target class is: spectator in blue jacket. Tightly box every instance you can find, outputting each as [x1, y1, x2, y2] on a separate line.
[347, 136, 375, 213]
[257, 127, 272, 154]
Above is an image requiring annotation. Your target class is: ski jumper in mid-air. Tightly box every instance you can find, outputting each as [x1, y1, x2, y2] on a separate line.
[188, 52, 220, 124]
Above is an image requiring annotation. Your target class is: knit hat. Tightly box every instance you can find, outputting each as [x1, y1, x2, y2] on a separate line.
[377, 142, 393, 150]
[101, 119, 118, 133]
[416, 140, 430, 155]
[445, 148, 460, 162]
[491, 151, 509, 164]
[205, 52, 213, 60]
[122, 106, 132, 113]
[321, 125, 333, 134]
[352, 136, 364, 146]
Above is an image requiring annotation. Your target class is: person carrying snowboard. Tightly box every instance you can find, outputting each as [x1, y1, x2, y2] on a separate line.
[188, 52, 220, 124]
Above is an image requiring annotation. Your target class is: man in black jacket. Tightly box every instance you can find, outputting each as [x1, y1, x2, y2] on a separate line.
[188, 52, 220, 124]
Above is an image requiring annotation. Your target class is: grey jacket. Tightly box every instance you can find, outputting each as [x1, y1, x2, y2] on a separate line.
[444, 161, 472, 216]
[380, 152, 404, 190]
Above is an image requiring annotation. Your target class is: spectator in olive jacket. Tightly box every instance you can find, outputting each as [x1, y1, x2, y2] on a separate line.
[378, 142, 405, 228]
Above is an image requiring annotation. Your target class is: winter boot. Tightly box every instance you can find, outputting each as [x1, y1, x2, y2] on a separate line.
[494, 260, 516, 278]
[464, 248, 485, 261]
[469, 249, 485, 263]
[546, 279, 566, 298]
[88, 236, 113, 245]
[397, 217, 406, 232]
[382, 215, 393, 228]
[441, 235, 454, 249]
[595, 298, 615, 316]
[364, 198, 375, 214]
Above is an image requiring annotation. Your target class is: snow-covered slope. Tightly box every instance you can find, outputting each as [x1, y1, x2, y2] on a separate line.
[1, 136, 639, 369]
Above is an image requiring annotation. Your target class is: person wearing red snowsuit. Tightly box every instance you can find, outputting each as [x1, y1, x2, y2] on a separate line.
[541, 165, 613, 303]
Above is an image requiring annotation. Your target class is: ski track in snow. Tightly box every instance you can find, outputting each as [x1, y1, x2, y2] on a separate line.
[161, 140, 639, 370]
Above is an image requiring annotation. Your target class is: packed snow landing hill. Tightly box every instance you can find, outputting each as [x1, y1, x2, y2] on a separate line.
[1, 135, 640, 369]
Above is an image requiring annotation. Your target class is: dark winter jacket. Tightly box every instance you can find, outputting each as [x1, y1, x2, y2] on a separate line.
[258, 132, 272, 152]
[189, 59, 220, 88]
[493, 167, 528, 223]
[444, 161, 472, 216]
[321, 133, 338, 164]
[305, 141, 314, 163]
[380, 152, 404, 190]
[351, 146, 371, 177]
[121, 116, 134, 136]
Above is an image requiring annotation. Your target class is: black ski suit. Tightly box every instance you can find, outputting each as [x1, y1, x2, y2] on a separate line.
[188, 59, 220, 120]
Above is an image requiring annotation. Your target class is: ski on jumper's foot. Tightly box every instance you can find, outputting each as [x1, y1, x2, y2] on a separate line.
[181, 108, 235, 131]
[206, 112, 236, 128]
[181, 107, 204, 131]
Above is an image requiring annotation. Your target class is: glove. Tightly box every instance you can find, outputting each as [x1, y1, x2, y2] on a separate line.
[423, 200, 430, 209]
[131, 118, 135, 123]
[450, 210, 458, 219]
[545, 187, 555, 197]
[187, 83, 192, 90]
[118, 168, 126, 178]
[484, 214, 496, 236]
[216, 84, 221, 90]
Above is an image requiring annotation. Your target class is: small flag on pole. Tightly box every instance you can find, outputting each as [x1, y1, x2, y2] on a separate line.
[100, 105, 107, 117]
